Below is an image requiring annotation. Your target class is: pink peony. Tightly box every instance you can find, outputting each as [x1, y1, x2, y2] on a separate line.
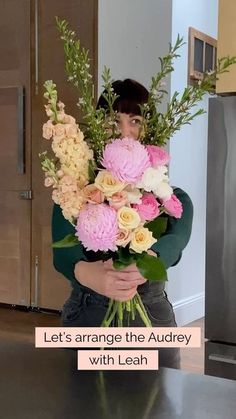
[76, 203, 118, 251]
[102, 137, 151, 184]
[163, 194, 183, 218]
[146, 145, 170, 167]
[133, 193, 160, 221]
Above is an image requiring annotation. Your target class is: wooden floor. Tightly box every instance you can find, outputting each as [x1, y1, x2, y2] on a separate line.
[0, 306, 204, 374]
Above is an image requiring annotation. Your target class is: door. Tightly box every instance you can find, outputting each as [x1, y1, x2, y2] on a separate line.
[0, 1, 31, 305]
[0, 0, 98, 309]
[31, 0, 98, 309]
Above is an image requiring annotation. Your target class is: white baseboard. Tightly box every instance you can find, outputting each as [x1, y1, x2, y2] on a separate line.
[173, 292, 205, 326]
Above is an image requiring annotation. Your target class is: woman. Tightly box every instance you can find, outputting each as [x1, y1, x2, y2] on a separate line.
[52, 79, 193, 369]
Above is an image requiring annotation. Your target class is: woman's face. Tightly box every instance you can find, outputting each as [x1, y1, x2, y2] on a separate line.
[115, 113, 143, 140]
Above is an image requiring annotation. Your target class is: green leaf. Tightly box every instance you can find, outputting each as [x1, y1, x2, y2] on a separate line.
[52, 234, 80, 248]
[136, 253, 167, 281]
[117, 247, 136, 265]
[146, 217, 168, 239]
[113, 260, 129, 270]
[88, 159, 96, 182]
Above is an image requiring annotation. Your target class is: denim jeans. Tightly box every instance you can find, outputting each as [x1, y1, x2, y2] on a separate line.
[61, 281, 180, 369]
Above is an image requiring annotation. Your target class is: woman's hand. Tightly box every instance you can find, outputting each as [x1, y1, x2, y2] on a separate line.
[74, 259, 147, 301]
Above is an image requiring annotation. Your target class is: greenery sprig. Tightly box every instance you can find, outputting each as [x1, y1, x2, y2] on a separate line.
[55, 17, 236, 154]
[55, 17, 120, 160]
[142, 52, 236, 146]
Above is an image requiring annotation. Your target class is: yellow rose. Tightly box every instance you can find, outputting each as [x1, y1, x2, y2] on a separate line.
[130, 226, 157, 253]
[117, 207, 141, 230]
[95, 170, 126, 197]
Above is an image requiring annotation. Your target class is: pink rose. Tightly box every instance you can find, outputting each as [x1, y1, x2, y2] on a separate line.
[133, 193, 160, 221]
[163, 194, 183, 218]
[108, 191, 128, 210]
[83, 184, 105, 204]
[146, 145, 170, 167]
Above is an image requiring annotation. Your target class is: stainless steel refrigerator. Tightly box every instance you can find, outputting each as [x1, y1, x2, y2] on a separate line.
[205, 96, 236, 380]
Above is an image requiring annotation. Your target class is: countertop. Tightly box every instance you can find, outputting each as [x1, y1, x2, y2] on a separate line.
[1, 339, 236, 419]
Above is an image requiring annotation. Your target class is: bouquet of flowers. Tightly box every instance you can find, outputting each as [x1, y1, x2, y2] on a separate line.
[40, 18, 236, 327]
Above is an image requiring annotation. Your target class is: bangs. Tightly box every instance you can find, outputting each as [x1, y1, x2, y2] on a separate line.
[113, 98, 142, 115]
[96, 79, 149, 115]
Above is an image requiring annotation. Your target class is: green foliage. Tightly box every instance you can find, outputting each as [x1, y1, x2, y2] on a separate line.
[52, 234, 80, 248]
[55, 17, 236, 152]
[43, 80, 59, 122]
[136, 253, 167, 281]
[145, 216, 168, 240]
[55, 17, 120, 161]
[39, 151, 58, 184]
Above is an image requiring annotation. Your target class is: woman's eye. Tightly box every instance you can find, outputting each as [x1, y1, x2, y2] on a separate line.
[131, 118, 142, 125]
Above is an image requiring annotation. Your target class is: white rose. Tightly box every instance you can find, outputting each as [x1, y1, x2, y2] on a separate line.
[137, 166, 168, 192]
[125, 186, 142, 204]
[154, 181, 173, 200]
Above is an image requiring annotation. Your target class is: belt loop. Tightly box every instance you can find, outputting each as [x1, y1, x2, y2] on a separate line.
[82, 292, 91, 306]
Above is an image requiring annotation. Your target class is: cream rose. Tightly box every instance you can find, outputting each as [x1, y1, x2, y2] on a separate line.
[115, 227, 132, 247]
[117, 207, 141, 230]
[95, 170, 126, 197]
[130, 226, 157, 253]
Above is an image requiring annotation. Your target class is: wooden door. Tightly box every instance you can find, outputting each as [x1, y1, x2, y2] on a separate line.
[31, 0, 98, 309]
[0, 1, 31, 305]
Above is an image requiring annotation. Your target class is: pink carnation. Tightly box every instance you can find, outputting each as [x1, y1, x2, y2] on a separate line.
[133, 193, 160, 221]
[146, 145, 170, 167]
[102, 137, 151, 184]
[76, 203, 118, 251]
[163, 194, 183, 218]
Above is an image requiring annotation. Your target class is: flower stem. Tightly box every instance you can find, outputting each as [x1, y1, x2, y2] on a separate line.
[134, 294, 152, 327]
[101, 299, 114, 327]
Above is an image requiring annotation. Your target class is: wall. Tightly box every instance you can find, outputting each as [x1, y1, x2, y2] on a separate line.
[98, 0, 172, 102]
[167, 0, 219, 324]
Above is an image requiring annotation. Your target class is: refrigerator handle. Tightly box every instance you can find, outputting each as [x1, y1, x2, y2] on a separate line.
[209, 354, 236, 365]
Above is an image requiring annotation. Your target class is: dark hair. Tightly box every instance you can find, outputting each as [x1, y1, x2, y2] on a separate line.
[96, 78, 149, 115]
